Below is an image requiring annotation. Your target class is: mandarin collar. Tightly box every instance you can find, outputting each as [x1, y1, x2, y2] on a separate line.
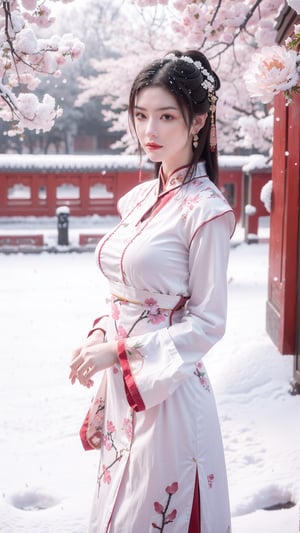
[159, 162, 207, 193]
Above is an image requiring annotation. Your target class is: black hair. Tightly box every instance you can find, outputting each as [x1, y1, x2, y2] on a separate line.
[128, 49, 221, 184]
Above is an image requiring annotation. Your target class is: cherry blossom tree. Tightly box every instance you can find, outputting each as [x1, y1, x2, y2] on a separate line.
[0, 0, 84, 136]
[77, 0, 300, 155]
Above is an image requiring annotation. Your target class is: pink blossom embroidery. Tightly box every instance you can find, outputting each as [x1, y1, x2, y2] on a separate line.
[112, 297, 167, 338]
[181, 187, 224, 220]
[111, 302, 120, 320]
[207, 473, 215, 488]
[144, 297, 159, 309]
[122, 416, 133, 441]
[107, 420, 116, 433]
[102, 465, 111, 484]
[116, 325, 128, 339]
[97, 420, 123, 493]
[113, 364, 119, 374]
[194, 361, 210, 392]
[144, 298, 167, 325]
[125, 341, 145, 375]
[154, 501, 164, 514]
[103, 435, 112, 451]
[165, 482, 178, 494]
[152, 482, 178, 531]
[88, 397, 105, 447]
[148, 312, 166, 325]
[167, 169, 186, 188]
[181, 195, 200, 220]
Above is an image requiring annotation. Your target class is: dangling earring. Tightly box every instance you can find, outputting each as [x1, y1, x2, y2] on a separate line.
[208, 93, 218, 152]
[192, 133, 199, 149]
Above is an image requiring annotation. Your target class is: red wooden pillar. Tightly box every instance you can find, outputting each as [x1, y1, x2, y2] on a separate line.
[267, 0, 300, 392]
[0, 174, 7, 210]
[31, 174, 40, 208]
[266, 92, 300, 356]
[47, 173, 57, 215]
[80, 173, 90, 212]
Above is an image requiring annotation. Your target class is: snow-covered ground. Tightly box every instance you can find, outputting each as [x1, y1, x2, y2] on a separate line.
[0, 219, 299, 532]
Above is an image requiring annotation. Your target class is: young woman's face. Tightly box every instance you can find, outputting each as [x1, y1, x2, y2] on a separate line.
[134, 86, 195, 176]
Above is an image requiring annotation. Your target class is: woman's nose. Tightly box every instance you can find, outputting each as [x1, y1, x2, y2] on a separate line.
[145, 118, 158, 138]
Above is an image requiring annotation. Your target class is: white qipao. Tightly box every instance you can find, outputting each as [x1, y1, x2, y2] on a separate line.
[87, 162, 235, 533]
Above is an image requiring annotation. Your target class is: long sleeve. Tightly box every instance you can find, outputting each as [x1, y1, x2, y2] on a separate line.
[117, 210, 234, 411]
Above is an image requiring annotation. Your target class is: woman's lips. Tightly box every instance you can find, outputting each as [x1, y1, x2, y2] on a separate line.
[145, 142, 162, 151]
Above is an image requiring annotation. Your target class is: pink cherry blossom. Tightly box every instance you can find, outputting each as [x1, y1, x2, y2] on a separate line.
[244, 45, 299, 103]
[122, 417, 133, 441]
[116, 325, 127, 339]
[102, 465, 111, 484]
[144, 298, 158, 310]
[154, 501, 164, 513]
[0, 0, 84, 135]
[166, 509, 177, 521]
[207, 473, 215, 488]
[148, 312, 166, 325]
[102, 435, 112, 451]
[107, 420, 116, 433]
[165, 482, 178, 494]
[113, 364, 119, 374]
[21, 0, 38, 9]
[112, 302, 120, 320]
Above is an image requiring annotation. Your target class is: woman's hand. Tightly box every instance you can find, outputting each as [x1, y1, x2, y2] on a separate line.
[69, 330, 117, 388]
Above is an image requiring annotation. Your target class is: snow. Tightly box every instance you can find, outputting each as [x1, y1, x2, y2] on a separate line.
[0, 219, 299, 533]
[0, 154, 151, 171]
[0, 153, 270, 171]
[242, 153, 271, 172]
[244, 203, 257, 215]
[260, 179, 273, 213]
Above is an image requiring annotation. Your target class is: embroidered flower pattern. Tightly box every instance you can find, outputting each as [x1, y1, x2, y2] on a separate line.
[97, 420, 123, 492]
[167, 169, 186, 189]
[122, 415, 133, 441]
[181, 194, 201, 221]
[111, 302, 120, 320]
[116, 325, 128, 339]
[112, 297, 167, 340]
[180, 186, 227, 221]
[144, 298, 167, 325]
[87, 396, 105, 449]
[194, 361, 210, 392]
[112, 364, 119, 374]
[124, 340, 145, 375]
[207, 473, 215, 488]
[152, 482, 178, 531]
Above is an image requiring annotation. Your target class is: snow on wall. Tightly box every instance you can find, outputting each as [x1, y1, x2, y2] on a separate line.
[0, 154, 152, 171]
[0, 153, 272, 172]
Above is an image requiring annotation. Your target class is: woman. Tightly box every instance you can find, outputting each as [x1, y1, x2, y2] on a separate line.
[70, 49, 234, 533]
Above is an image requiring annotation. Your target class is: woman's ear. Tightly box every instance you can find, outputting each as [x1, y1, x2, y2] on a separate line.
[192, 113, 208, 133]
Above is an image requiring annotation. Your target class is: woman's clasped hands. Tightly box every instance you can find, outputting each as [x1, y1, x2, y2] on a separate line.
[69, 330, 117, 388]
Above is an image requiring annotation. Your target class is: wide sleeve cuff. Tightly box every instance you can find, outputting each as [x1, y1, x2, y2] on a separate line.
[87, 315, 108, 338]
[117, 339, 145, 412]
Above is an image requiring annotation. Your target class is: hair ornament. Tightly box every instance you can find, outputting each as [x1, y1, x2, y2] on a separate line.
[192, 133, 199, 149]
[165, 53, 215, 93]
[208, 93, 218, 151]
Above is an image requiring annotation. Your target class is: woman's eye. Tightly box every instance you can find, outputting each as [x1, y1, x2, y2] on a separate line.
[135, 112, 146, 120]
[162, 114, 174, 121]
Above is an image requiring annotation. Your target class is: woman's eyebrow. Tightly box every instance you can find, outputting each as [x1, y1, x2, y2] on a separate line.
[134, 105, 178, 111]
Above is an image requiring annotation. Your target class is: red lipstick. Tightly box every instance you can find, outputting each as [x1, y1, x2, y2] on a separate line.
[145, 142, 162, 150]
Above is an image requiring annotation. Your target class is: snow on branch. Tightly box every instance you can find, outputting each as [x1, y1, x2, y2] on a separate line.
[76, 0, 299, 155]
[0, 0, 84, 135]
